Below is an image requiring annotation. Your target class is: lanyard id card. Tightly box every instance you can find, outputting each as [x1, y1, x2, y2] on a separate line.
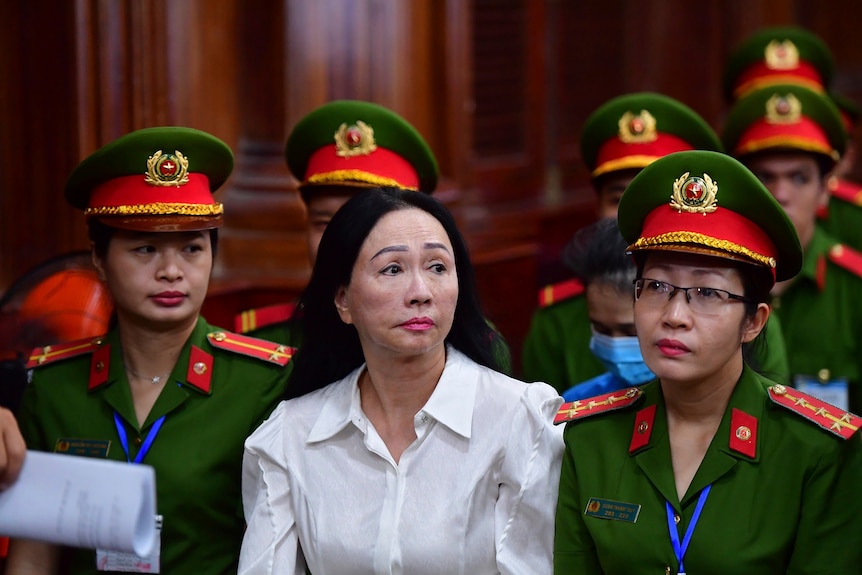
[97, 414, 166, 572]
[96, 515, 162, 573]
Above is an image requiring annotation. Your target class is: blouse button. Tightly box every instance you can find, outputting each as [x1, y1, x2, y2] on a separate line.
[134, 436, 143, 446]
[419, 413, 429, 424]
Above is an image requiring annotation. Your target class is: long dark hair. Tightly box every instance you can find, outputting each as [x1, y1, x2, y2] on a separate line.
[285, 187, 500, 399]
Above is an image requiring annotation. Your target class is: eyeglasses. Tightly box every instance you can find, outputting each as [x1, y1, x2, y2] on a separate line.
[633, 278, 751, 315]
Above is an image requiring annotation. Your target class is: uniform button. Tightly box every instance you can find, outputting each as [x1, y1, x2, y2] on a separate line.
[134, 436, 143, 446]
[673, 514, 680, 525]
[419, 414, 429, 424]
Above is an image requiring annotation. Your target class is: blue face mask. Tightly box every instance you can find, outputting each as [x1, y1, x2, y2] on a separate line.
[588, 328, 655, 386]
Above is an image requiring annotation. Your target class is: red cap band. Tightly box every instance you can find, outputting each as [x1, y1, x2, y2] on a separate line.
[733, 61, 824, 99]
[733, 116, 835, 158]
[304, 144, 420, 190]
[593, 133, 695, 177]
[633, 203, 778, 278]
[87, 173, 216, 211]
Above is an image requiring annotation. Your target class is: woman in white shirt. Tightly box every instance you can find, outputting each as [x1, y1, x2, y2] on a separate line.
[239, 187, 563, 575]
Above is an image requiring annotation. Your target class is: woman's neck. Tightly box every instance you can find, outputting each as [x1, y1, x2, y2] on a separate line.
[117, 315, 197, 378]
[358, 345, 447, 463]
[661, 354, 743, 423]
[361, 346, 447, 415]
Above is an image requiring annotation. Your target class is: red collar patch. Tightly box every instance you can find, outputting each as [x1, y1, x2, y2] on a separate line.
[628, 404, 656, 453]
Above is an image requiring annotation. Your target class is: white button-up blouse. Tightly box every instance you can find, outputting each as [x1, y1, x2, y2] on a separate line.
[239, 347, 564, 575]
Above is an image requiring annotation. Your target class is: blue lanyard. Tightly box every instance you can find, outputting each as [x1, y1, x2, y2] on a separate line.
[665, 484, 711, 575]
[114, 412, 166, 464]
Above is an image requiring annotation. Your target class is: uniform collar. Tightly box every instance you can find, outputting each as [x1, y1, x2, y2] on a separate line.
[94, 316, 214, 395]
[307, 345, 477, 443]
[629, 365, 768, 506]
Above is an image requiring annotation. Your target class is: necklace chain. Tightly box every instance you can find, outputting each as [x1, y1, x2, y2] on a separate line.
[126, 367, 170, 385]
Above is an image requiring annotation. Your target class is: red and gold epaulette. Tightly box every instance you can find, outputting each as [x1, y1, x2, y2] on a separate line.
[554, 387, 643, 425]
[26, 336, 105, 369]
[826, 244, 862, 279]
[538, 278, 584, 308]
[829, 177, 862, 207]
[234, 302, 297, 333]
[206, 331, 295, 367]
[767, 384, 860, 440]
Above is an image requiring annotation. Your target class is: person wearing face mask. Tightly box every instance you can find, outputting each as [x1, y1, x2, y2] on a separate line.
[558, 218, 788, 403]
[522, 92, 776, 392]
[557, 219, 654, 402]
[554, 150, 862, 574]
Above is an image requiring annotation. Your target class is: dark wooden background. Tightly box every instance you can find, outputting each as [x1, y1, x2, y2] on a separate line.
[2, 0, 861, 374]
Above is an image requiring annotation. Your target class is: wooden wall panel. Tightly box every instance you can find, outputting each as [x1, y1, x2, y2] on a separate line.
[3, 0, 861, 372]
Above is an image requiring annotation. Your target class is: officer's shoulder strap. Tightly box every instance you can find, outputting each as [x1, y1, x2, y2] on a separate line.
[26, 336, 105, 369]
[767, 384, 860, 440]
[537, 278, 584, 308]
[826, 244, 862, 279]
[206, 331, 296, 367]
[234, 301, 297, 333]
[554, 387, 644, 425]
[829, 177, 862, 207]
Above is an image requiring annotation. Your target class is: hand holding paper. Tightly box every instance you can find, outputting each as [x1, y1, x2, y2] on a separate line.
[0, 451, 157, 556]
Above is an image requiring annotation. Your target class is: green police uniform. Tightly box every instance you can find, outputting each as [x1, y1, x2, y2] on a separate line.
[555, 150, 862, 572]
[554, 367, 862, 574]
[11, 126, 294, 574]
[770, 226, 862, 413]
[18, 317, 291, 574]
[723, 83, 862, 411]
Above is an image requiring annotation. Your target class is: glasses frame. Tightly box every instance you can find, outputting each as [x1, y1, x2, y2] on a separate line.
[633, 277, 751, 311]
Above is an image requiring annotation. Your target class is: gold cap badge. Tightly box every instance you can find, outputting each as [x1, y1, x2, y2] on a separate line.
[618, 110, 657, 143]
[764, 39, 799, 70]
[765, 93, 802, 124]
[334, 121, 378, 157]
[670, 171, 718, 215]
[145, 150, 190, 187]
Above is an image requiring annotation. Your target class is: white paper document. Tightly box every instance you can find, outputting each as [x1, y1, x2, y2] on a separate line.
[0, 451, 157, 556]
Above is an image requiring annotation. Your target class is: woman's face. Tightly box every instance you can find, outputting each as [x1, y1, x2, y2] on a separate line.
[335, 208, 458, 363]
[634, 251, 763, 388]
[93, 230, 212, 329]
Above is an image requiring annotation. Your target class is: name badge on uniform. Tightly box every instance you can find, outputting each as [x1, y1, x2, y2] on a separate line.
[794, 374, 849, 411]
[96, 515, 162, 573]
[54, 438, 111, 459]
[584, 497, 641, 523]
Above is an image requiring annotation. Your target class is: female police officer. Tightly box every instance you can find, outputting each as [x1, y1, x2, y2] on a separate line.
[553, 150, 862, 574]
[7, 127, 291, 574]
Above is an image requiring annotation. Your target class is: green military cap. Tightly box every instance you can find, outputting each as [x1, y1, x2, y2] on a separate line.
[722, 83, 845, 166]
[580, 92, 722, 178]
[723, 26, 833, 101]
[286, 100, 439, 194]
[618, 150, 802, 283]
[65, 126, 233, 231]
